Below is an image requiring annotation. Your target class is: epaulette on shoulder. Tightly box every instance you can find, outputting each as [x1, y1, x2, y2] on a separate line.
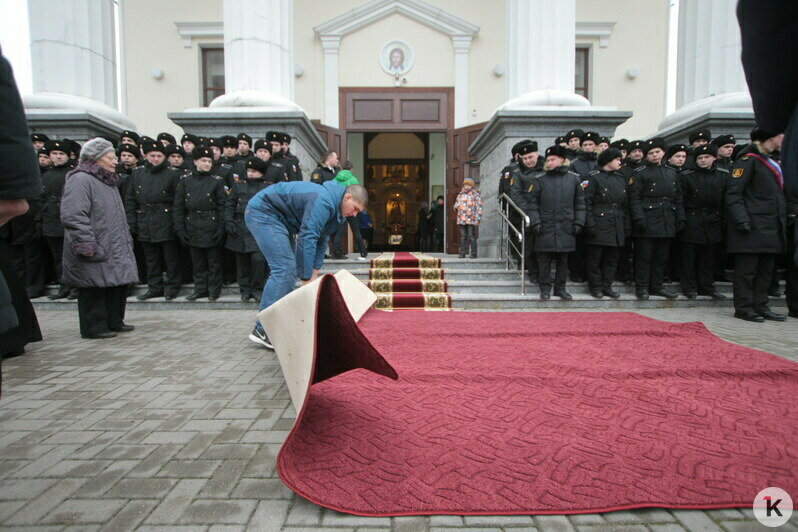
[634, 166, 645, 173]
[680, 169, 695, 175]
[741, 155, 750, 161]
[220, 163, 231, 169]
[214, 175, 223, 180]
[716, 167, 729, 173]
[588, 169, 600, 176]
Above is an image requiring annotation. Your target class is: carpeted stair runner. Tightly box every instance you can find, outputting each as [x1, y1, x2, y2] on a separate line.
[367, 252, 451, 310]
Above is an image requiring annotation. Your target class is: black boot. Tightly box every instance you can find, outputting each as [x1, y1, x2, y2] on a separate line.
[136, 290, 164, 301]
[185, 292, 208, 301]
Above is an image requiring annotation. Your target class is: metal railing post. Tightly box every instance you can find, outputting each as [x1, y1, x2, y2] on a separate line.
[497, 193, 530, 295]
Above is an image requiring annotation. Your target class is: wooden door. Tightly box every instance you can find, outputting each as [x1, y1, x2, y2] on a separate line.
[446, 123, 485, 254]
[313, 120, 347, 161]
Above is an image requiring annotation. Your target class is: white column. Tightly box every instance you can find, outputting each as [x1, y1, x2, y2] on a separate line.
[452, 36, 471, 128]
[320, 36, 340, 127]
[503, 0, 588, 108]
[211, 0, 299, 109]
[660, 0, 751, 128]
[28, 0, 116, 106]
[24, 0, 133, 128]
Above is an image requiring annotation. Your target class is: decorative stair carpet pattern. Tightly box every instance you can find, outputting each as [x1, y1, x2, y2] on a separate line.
[367, 252, 451, 310]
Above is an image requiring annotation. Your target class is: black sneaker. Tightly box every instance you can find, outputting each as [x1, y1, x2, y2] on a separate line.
[249, 326, 273, 349]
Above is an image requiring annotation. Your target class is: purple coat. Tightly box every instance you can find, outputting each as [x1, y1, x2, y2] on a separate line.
[60, 162, 139, 288]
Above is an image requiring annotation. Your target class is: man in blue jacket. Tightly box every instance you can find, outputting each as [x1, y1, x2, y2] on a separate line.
[245, 180, 368, 348]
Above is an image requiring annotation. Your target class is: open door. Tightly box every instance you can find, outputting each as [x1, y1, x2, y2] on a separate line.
[446, 123, 485, 254]
[313, 120, 347, 161]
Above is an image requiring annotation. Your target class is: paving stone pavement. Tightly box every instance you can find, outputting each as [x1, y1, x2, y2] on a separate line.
[0, 307, 796, 532]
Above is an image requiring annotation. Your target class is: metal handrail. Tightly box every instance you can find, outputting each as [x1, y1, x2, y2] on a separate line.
[499, 193, 530, 295]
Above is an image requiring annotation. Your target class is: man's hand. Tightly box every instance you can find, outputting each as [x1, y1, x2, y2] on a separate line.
[302, 269, 320, 286]
[0, 199, 29, 227]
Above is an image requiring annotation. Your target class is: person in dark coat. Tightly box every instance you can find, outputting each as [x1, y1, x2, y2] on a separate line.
[628, 137, 685, 300]
[40, 140, 77, 299]
[563, 129, 584, 161]
[310, 150, 339, 185]
[252, 140, 287, 183]
[37, 147, 53, 173]
[31, 133, 49, 152]
[157, 132, 176, 146]
[60, 138, 138, 339]
[500, 140, 536, 267]
[616, 140, 646, 283]
[725, 128, 787, 322]
[120, 130, 140, 146]
[711, 135, 736, 171]
[237, 133, 255, 161]
[432, 195, 445, 252]
[665, 144, 688, 172]
[165, 144, 187, 170]
[174, 147, 227, 301]
[678, 144, 728, 299]
[225, 157, 273, 301]
[584, 148, 629, 298]
[7, 189, 45, 299]
[529, 145, 586, 300]
[417, 201, 431, 252]
[280, 132, 303, 181]
[737, 1, 798, 319]
[568, 131, 599, 179]
[568, 131, 600, 283]
[124, 141, 183, 300]
[508, 141, 541, 282]
[0, 51, 44, 362]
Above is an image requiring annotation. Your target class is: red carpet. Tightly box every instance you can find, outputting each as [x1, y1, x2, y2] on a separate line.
[278, 301, 798, 516]
[368, 252, 451, 310]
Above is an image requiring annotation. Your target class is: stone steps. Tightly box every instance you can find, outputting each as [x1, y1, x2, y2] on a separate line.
[32, 252, 787, 311]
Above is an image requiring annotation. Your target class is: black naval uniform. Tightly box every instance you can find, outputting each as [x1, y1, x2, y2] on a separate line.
[224, 173, 273, 300]
[568, 151, 598, 282]
[529, 165, 586, 297]
[281, 150, 303, 181]
[40, 160, 75, 298]
[628, 161, 685, 298]
[124, 160, 183, 298]
[116, 162, 147, 282]
[583, 168, 629, 296]
[173, 169, 228, 300]
[678, 164, 727, 297]
[507, 162, 541, 281]
[310, 164, 338, 184]
[6, 197, 44, 298]
[725, 145, 787, 318]
[617, 158, 645, 282]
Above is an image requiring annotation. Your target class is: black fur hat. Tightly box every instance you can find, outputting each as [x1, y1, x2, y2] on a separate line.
[43, 140, 69, 155]
[191, 146, 213, 160]
[688, 128, 712, 144]
[246, 157, 268, 174]
[545, 145, 567, 159]
[31, 133, 50, 143]
[693, 144, 718, 157]
[157, 132, 176, 144]
[517, 141, 539, 156]
[117, 143, 139, 157]
[237, 133, 253, 146]
[597, 148, 623, 167]
[165, 144, 185, 157]
[710, 134, 735, 148]
[665, 143, 688, 159]
[254, 139, 272, 153]
[142, 141, 166, 155]
[642, 137, 666, 155]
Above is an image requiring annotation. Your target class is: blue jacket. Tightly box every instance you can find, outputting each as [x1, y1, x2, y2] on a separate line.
[248, 180, 346, 279]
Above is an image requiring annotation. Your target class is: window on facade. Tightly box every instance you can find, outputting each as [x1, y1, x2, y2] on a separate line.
[575, 47, 589, 100]
[202, 47, 225, 106]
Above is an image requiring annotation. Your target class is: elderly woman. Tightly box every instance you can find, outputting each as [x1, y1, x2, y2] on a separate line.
[60, 138, 139, 339]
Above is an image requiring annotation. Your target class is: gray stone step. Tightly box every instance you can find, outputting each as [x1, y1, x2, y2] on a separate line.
[325, 254, 508, 270]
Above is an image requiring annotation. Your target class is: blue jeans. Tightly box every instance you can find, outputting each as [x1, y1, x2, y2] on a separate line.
[244, 205, 297, 327]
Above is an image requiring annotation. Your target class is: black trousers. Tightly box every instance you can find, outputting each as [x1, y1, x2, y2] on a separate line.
[568, 234, 587, 281]
[787, 222, 798, 314]
[634, 237, 671, 293]
[333, 217, 366, 256]
[45, 236, 71, 293]
[586, 245, 620, 291]
[733, 253, 776, 315]
[11, 240, 45, 295]
[616, 239, 635, 282]
[189, 245, 223, 297]
[362, 228, 374, 250]
[525, 231, 538, 279]
[78, 285, 127, 336]
[235, 251, 267, 298]
[141, 240, 182, 297]
[537, 251, 569, 293]
[433, 232, 444, 252]
[680, 242, 717, 295]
